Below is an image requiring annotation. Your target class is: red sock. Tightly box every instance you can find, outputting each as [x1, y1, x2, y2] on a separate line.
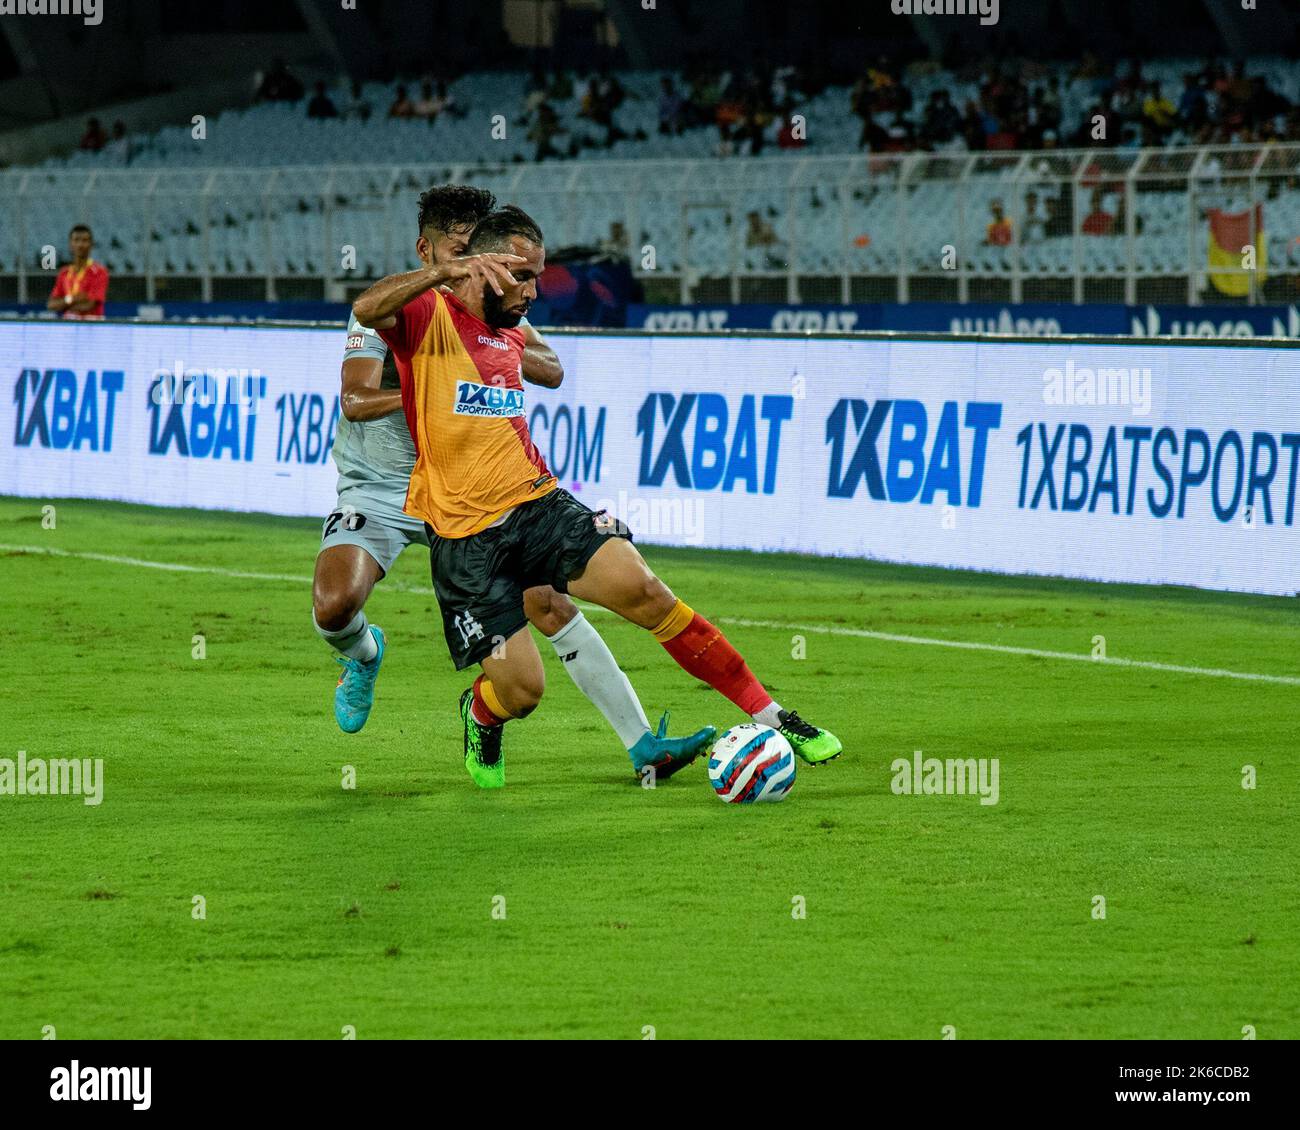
[654, 602, 773, 716]
[471, 675, 507, 727]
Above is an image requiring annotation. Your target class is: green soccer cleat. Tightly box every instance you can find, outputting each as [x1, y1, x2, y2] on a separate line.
[777, 709, 843, 765]
[459, 688, 505, 789]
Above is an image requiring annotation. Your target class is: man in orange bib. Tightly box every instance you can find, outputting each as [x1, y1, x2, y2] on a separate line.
[353, 206, 842, 788]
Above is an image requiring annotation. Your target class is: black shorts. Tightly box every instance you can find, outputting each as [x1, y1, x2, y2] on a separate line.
[427, 488, 632, 670]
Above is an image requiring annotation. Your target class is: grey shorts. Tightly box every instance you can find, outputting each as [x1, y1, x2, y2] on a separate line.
[318, 495, 429, 577]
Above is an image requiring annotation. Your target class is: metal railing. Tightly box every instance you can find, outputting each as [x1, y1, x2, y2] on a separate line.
[2, 143, 1298, 307]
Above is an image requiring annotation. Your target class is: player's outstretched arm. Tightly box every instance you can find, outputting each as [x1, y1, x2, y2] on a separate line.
[352, 254, 526, 329]
[351, 265, 448, 330]
[339, 356, 402, 421]
[521, 323, 563, 388]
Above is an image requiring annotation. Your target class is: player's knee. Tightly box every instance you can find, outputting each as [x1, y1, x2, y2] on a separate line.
[500, 671, 545, 718]
[312, 587, 363, 633]
[523, 587, 577, 637]
[637, 574, 677, 624]
[533, 595, 578, 636]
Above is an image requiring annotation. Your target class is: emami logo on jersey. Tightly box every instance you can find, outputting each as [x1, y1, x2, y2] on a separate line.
[454, 381, 525, 417]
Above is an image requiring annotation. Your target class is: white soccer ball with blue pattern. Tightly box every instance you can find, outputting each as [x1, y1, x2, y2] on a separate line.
[707, 723, 796, 803]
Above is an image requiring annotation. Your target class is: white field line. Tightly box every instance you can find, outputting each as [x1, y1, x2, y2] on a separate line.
[4, 542, 1298, 688]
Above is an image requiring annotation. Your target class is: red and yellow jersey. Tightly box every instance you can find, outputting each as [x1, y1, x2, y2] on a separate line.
[379, 288, 555, 537]
[50, 260, 110, 318]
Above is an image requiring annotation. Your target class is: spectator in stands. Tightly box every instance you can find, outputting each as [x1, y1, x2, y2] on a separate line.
[1224, 59, 1253, 119]
[658, 76, 684, 136]
[771, 65, 797, 109]
[714, 121, 736, 158]
[1081, 189, 1115, 236]
[1249, 74, 1291, 129]
[961, 100, 987, 151]
[1036, 77, 1063, 134]
[413, 80, 439, 120]
[745, 211, 780, 249]
[103, 120, 133, 165]
[738, 100, 772, 156]
[1022, 191, 1046, 244]
[1076, 101, 1115, 146]
[548, 71, 575, 102]
[1108, 79, 1143, 131]
[1044, 195, 1070, 238]
[1113, 191, 1138, 236]
[1142, 82, 1176, 137]
[79, 118, 107, 152]
[985, 202, 1013, 246]
[522, 71, 552, 128]
[685, 66, 722, 129]
[388, 85, 415, 119]
[342, 80, 372, 121]
[1287, 106, 1300, 143]
[601, 73, 626, 114]
[884, 112, 915, 152]
[777, 107, 806, 150]
[529, 99, 563, 161]
[578, 75, 626, 147]
[47, 224, 109, 320]
[921, 90, 961, 147]
[307, 82, 339, 120]
[433, 80, 459, 119]
[1177, 73, 1208, 131]
[601, 222, 628, 258]
[257, 58, 304, 103]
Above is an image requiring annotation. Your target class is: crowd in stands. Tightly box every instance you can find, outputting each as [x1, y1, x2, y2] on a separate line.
[57, 52, 1300, 171]
[853, 54, 1300, 153]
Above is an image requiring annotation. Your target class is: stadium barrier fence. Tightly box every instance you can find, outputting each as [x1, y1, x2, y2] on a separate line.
[3, 143, 1299, 308]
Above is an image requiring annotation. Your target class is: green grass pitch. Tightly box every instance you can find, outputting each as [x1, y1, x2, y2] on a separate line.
[1, 495, 1297, 1040]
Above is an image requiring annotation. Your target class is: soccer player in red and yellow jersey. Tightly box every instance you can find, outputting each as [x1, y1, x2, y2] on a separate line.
[353, 206, 842, 788]
[47, 225, 109, 319]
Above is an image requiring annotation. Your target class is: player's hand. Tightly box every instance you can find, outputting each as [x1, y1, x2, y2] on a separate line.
[442, 253, 527, 297]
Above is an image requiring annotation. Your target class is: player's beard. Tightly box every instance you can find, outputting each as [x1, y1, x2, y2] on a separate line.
[482, 283, 527, 329]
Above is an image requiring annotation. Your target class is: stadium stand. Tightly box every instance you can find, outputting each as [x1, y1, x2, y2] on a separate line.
[2, 59, 1298, 307]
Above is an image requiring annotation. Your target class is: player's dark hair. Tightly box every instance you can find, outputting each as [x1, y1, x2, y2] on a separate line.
[69, 224, 92, 239]
[416, 185, 496, 236]
[466, 205, 545, 254]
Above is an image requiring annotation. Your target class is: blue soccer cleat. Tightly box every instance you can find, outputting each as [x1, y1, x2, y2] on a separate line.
[628, 711, 717, 781]
[333, 626, 385, 734]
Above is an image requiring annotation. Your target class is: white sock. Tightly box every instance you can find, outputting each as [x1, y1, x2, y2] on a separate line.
[752, 701, 784, 729]
[314, 610, 378, 662]
[547, 612, 650, 749]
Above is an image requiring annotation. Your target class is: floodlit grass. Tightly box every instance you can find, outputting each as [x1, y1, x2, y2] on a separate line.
[1, 497, 1296, 1039]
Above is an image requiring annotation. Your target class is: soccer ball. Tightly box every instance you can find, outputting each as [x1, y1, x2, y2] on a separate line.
[706, 723, 796, 804]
